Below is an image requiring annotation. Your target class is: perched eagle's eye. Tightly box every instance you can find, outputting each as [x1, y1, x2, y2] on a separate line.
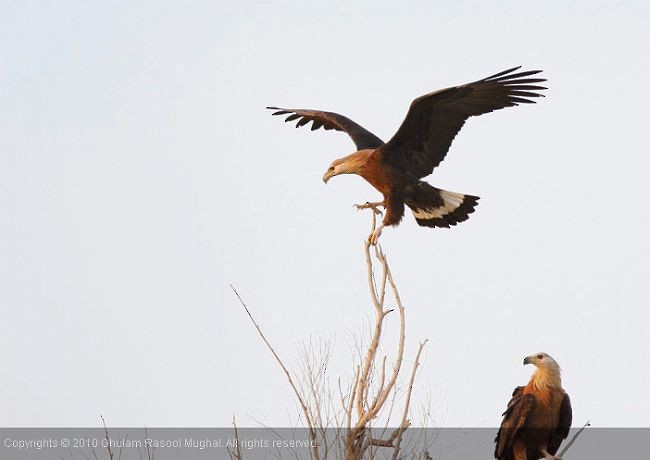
[537, 354, 544, 359]
[329, 166, 335, 171]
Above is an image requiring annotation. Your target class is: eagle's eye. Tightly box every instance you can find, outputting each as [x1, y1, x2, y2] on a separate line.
[537, 354, 544, 359]
[329, 166, 335, 171]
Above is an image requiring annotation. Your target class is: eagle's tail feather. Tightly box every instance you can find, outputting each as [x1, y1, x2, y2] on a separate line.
[406, 183, 479, 228]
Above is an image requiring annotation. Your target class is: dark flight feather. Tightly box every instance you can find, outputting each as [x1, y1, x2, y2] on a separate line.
[266, 107, 384, 150]
[268, 67, 545, 236]
[494, 386, 572, 459]
[494, 387, 535, 459]
[379, 67, 546, 179]
[547, 393, 572, 455]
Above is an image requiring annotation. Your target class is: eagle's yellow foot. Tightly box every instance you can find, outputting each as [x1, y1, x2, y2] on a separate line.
[368, 223, 385, 246]
[541, 449, 562, 460]
[355, 201, 385, 215]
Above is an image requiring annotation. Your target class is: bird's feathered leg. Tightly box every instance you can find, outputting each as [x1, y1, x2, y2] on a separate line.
[366, 192, 404, 245]
[354, 201, 385, 215]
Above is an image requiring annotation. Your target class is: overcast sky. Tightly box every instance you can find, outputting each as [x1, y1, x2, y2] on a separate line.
[1, 0, 647, 428]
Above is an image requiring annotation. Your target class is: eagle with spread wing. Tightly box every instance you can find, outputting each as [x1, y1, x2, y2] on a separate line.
[269, 67, 546, 244]
[495, 353, 572, 460]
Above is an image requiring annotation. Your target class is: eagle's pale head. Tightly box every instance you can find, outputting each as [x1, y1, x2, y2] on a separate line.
[524, 352, 562, 389]
[523, 352, 559, 369]
[322, 150, 371, 183]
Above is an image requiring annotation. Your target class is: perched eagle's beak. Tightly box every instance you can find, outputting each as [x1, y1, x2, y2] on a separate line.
[323, 169, 335, 183]
[523, 356, 532, 365]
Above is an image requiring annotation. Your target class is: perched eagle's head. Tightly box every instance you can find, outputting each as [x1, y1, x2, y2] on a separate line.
[322, 151, 371, 183]
[524, 352, 560, 370]
[524, 352, 562, 389]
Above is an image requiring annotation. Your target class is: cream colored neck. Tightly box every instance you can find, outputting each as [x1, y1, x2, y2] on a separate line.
[530, 367, 562, 391]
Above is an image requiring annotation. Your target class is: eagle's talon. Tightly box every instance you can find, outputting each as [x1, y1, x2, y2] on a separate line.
[355, 201, 384, 215]
[541, 448, 562, 460]
[368, 224, 384, 245]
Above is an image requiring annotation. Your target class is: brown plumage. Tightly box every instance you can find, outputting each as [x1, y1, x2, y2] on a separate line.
[268, 67, 546, 243]
[495, 353, 572, 460]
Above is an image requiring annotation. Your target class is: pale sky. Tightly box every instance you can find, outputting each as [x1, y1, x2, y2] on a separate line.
[1, 0, 648, 428]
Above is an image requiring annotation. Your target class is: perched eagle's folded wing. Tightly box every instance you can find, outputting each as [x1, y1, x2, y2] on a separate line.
[379, 67, 547, 179]
[547, 392, 572, 455]
[267, 107, 384, 150]
[494, 387, 535, 459]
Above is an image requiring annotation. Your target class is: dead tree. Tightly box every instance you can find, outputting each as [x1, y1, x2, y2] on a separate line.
[342, 211, 428, 459]
[233, 211, 429, 459]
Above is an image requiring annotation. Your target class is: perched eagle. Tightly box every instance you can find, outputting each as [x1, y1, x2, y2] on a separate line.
[495, 353, 572, 460]
[268, 67, 546, 244]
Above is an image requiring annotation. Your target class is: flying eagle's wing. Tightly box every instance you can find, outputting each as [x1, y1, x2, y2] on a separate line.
[494, 386, 535, 459]
[379, 67, 546, 179]
[547, 392, 572, 455]
[267, 107, 384, 150]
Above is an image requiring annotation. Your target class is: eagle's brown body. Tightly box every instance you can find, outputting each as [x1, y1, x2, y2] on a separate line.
[495, 353, 572, 460]
[347, 149, 411, 226]
[269, 67, 546, 243]
[350, 148, 479, 228]
[352, 149, 393, 194]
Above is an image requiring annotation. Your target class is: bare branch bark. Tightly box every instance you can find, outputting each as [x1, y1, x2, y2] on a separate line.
[346, 365, 360, 431]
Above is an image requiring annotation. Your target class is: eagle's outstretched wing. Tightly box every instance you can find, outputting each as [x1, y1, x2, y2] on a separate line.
[547, 392, 572, 455]
[494, 386, 535, 459]
[267, 107, 384, 150]
[379, 67, 547, 179]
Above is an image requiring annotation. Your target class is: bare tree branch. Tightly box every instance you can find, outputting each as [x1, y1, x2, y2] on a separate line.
[558, 420, 590, 458]
[227, 414, 244, 460]
[344, 213, 428, 459]
[392, 340, 429, 460]
[347, 365, 360, 432]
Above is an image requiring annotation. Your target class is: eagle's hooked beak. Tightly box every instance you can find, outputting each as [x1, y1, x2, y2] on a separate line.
[323, 168, 335, 184]
[523, 356, 532, 365]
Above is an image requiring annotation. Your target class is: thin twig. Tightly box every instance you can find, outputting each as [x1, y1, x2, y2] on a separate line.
[100, 415, 113, 460]
[230, 285, 320, 460]
[347, 365, 360, 430]
[391, 340, 429, 460]
[300, 338, 331, 458]
[231, 415, 243, 460]
[118, 436, 126, 460]
[144, 427, 153, 460]
[557, 420, 590, 457]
